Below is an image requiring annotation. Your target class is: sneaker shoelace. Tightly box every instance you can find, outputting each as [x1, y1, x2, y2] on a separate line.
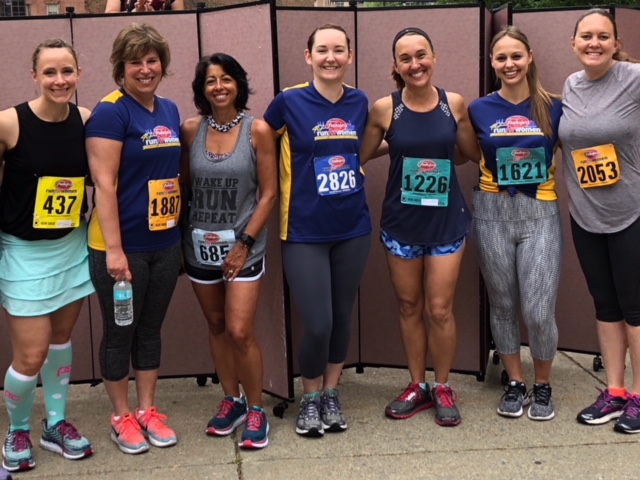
[397, 383, 422, 402]
[118, 414, 142, 437]
[8, 431, 32, 452]
[57, 421, 82, 440]
[623, 394, 640, 418]
[323, 394, 341, 414]
[591, 387, 616, 409]
[215, 399, 234, 418]
[501, 383, 524, 403]
[434, 386, 457, 409]
[144, 409, 169, 431]
[303, 399, 321, 420]
[245, 410, 263, 432]
[532, 385, 551, 406]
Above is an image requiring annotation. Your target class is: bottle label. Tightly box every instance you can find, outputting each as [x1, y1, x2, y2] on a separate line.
[114, 290, 132, 301]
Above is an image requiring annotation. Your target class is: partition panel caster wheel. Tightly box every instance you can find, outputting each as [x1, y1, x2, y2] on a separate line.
[273, 401, 289, 419]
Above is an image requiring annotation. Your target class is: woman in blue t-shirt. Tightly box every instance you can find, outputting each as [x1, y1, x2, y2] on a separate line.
[86, 23, 182, 456]
[361, 27, 478, 427]
[264, 24, 372, 438]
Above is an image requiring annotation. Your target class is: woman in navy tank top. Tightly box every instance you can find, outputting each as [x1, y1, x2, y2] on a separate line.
[361, 27, 479, 427]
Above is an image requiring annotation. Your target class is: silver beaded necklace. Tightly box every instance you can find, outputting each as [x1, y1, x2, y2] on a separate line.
[207, 111, 244, 133]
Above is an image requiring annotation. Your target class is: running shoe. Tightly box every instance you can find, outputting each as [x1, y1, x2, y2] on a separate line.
[614, 392, 640, 434]
[321, 388, 348, 432]
[385, 382, 434, 419]
[136, 407, 177, 447]
[2, 429, 34, 472]
[497, 380, 529, 418]
[110, 413, 149, 455]
[296, 392, 324, 437]
[528, 384, 555, 421]
[577, 387, 626, 425]
[432, 384, 461, 426]
[239, 406, 269, 449]
[206, 396, 248, 436]
[40, 419, 93, 460]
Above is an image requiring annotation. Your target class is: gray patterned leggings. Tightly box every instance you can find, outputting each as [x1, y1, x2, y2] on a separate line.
[472, 190, 561, 361]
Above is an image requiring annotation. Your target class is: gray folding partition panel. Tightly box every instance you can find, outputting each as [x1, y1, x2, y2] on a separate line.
[356, 5, 485, 376]
[615, 7, 640, 58]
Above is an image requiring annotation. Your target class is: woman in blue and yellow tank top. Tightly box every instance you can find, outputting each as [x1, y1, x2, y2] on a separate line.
[361, 27, 479, 427]
[468, 27, 562, 422]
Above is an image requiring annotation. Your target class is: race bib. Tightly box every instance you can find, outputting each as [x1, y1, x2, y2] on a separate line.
[33, 176, 84, 229]
[148, 178, 180, 230]
[401, 157, 450, 207]
[192, 228, 235, 266]
[314, 153, 362, 196]
[571, 144, 621, 189]
[496, 147, 547, 185]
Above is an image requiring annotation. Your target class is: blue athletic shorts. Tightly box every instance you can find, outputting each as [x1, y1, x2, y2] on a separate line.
[380, 229, 466, 259]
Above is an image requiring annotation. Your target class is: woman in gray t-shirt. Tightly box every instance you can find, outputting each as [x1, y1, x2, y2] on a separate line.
[559, 8, 640, 434]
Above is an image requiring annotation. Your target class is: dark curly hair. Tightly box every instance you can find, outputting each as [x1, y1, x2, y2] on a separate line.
[192, 53, 253, 115]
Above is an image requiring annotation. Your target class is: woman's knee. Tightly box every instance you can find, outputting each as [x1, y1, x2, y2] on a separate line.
[205, 313, 226, 336]
[426, 302, 454, 327]
[397, 295, 424, 320]
[226, 325, 257, 352]
[13, 348, 49, 376]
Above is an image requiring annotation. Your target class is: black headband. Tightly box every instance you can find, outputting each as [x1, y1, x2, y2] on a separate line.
[392, 27, 433, 58]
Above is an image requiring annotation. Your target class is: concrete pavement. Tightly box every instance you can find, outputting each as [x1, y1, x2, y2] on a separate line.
[1, 348, 638, 479]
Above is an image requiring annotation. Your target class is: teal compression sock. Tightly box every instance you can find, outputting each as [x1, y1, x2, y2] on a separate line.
[4, 365, 37, 431]
[40, 341, 72, 425]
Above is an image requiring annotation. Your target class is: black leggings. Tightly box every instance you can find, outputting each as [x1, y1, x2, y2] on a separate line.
[89, 242, 182, 381]
[282, 234, 371, 379]
[571, 215, 640, 326]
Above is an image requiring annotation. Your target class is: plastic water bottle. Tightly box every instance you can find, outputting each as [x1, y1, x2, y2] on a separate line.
[113, 280, 133, 326]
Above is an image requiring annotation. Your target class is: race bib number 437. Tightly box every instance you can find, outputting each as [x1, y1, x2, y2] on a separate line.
[33, 176, 84, 229]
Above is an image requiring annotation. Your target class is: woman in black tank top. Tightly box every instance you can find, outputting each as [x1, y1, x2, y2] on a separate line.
[361, 28, 479, 428]
[0, 39, 94, 473]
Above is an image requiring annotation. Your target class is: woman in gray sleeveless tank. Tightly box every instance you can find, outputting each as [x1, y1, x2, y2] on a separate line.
[180, 53, 277, 449]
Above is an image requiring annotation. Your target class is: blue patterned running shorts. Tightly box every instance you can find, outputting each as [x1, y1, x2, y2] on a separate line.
[380, 229, 466, 259]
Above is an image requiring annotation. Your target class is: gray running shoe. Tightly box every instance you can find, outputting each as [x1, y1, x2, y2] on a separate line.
[295, 393, 324, 437]
[432, 384, 461, 426]
[385, 382, 433, 419]
[528, 383, 555, 421]
[321, 389, 347, 432]
[497, 380, 529, 418]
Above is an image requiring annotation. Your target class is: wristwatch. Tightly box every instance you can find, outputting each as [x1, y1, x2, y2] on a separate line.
[238, 232, 256, 249]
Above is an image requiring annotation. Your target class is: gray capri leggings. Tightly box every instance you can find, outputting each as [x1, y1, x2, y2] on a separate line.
[472, 190, 561, 361]
[282, 234, 371, 379]
[89, 242, 182, 381]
